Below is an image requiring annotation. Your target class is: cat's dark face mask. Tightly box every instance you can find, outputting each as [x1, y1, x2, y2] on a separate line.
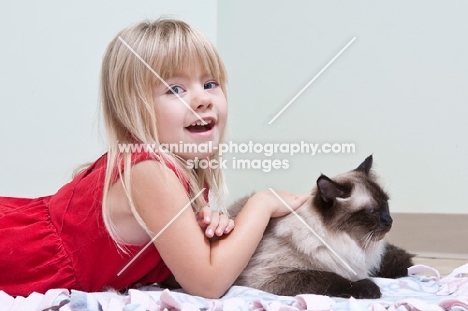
[312, 155, 393, 244]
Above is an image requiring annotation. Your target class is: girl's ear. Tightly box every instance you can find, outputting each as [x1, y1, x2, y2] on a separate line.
[316, 175, 345, 203]
[355, 155, 373, 175]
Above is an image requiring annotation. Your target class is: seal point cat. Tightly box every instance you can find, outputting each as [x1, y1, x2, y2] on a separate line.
[232, 155, 414, 299]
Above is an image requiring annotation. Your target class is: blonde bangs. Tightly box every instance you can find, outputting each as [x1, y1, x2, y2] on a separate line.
[149, 21, 227, 92]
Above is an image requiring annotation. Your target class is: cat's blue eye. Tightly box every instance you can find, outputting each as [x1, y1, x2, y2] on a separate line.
[167, 85, 184, 95]
[204, 81, 218, 90]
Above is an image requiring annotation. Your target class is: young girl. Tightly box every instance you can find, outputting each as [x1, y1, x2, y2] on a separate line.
[0, 17, 309, 298]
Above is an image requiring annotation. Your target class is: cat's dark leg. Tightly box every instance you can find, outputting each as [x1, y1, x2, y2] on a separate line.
[374, 242, 414, 278]
[261, 269, 381, 299]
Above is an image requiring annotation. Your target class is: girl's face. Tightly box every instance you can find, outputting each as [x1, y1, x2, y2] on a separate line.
[153, 67, 227, 160]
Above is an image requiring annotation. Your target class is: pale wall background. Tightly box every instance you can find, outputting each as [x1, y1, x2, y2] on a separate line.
[1, 1, 467, 215]
[218, 1, 468, 214]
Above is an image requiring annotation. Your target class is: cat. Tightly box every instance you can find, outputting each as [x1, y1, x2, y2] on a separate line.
[230, 155, 414, 299]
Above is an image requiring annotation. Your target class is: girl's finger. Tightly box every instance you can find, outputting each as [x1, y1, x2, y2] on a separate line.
[205, 212, 219, 238]
[215, 214, 231, 236]
[224, 218, 235, 234]
[196, 205, 211, 228]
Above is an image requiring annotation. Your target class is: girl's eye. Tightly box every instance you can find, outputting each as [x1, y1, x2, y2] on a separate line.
[204, 81, 218, 90]
[167, 85, 184, 95]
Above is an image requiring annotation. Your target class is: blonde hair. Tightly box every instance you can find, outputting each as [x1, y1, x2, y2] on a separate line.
[100, 17, 228, 245]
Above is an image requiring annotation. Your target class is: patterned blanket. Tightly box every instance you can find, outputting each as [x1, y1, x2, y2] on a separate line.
[2, 264, 468, 311]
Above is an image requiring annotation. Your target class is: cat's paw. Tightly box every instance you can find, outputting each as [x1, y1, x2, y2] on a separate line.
[349, 279, 381, 299]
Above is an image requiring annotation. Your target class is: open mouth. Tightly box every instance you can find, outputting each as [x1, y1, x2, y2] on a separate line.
[185, 119, 215, 133]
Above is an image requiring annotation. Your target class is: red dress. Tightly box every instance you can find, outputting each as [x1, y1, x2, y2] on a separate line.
[0, 152, 198, 297]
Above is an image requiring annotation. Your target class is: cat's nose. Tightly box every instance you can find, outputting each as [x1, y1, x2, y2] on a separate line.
[380, 214, 393, 228]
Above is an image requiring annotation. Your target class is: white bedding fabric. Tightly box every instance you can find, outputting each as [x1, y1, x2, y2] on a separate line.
[2, 263, 468, 311]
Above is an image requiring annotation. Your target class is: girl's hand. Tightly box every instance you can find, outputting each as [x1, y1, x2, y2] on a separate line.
[196, 205, 235, 238]
[249, 190, 311, 218]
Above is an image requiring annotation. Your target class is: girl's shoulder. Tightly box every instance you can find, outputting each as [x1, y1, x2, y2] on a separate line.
[110, 151, 190, 191]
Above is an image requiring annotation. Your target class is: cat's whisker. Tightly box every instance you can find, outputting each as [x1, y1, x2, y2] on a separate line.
[368, 233, 376, 248]
[365, 233, 372, 249]
[366, 237, 372, 250]
[358, 232, 368, 244]
[367, 232, 378, 250]
[361, 235, 368, 251]
[361, 232, 373, 251]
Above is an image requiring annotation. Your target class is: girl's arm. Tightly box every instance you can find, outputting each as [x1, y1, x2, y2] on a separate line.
[129, 160, 309, 298]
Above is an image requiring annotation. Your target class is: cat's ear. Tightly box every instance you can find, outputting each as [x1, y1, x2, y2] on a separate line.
[355, 155, 373, 175]
[316, 175, 345, 203]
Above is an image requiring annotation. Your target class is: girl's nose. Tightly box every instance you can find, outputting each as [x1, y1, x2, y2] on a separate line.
[190, 88, 212, 111]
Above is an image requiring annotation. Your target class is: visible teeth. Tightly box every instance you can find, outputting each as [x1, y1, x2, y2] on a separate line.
[190, 119, 213, 127]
